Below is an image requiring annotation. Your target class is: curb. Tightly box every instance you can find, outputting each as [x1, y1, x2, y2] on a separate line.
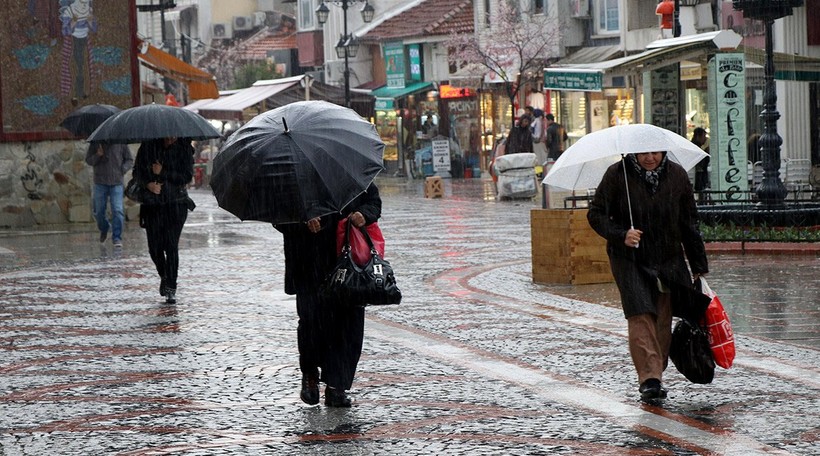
[706, 241, 820, 255]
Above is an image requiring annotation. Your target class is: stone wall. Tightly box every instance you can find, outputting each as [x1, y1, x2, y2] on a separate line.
[0, 141, 138, 228]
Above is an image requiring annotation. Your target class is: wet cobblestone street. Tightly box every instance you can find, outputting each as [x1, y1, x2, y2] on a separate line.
[0, 178, 818, 455]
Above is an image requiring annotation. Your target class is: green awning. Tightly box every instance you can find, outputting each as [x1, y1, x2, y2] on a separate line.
[372, 81, 434, 100]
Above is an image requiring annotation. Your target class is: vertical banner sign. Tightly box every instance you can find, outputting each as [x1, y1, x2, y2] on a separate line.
[408, 44, 421, 82]
[708, 53, 747, 199]
[384, 42, 406, 89]
[432, 138, 452, 173]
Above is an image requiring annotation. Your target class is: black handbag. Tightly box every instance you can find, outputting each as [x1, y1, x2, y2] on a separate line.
[322, 219, 402, 306]
[669, 318, 715, 384]
[124, 177, 145, 203]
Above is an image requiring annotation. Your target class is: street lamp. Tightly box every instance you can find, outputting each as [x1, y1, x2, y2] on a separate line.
[316, 0, 375, 108]
[732, 0, 804, 208]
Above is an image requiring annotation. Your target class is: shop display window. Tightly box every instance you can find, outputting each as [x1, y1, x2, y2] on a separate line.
[375, 109, 399, 162]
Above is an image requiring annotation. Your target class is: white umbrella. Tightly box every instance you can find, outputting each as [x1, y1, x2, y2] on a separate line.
[543, 123, 708, 190]
[543, 123, 708, 246]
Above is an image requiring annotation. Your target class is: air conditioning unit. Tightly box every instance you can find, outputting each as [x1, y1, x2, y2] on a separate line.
[233, 15, 253, 31]
[212, 23, 233, 39]
[253, 11, 267, 27]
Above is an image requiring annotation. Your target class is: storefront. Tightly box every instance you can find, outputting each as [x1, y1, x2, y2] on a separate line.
[372, 81, 434, 175]
[438, 84, 481, 175]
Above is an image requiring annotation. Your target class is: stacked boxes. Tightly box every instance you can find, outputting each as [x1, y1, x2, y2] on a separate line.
[531, 209, 614, 285]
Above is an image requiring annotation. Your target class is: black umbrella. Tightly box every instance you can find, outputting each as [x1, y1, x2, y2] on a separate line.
[87, 103, 221, 144]
[210, 100, 385, 224]
[60, 104, 121, 137]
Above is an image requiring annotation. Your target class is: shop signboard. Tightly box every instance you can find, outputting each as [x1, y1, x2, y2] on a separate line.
[375, 98, 394, 110]
[708, 53, 748, 200]
[384, 42, 406, 89]
[643, 64, 680, 134]
[543, 70, 603, 92]
[432, 138, 451, 173]
[408, 44, 421, 82]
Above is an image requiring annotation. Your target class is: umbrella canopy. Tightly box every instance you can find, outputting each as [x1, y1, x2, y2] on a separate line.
[544, 124, 708, 190]
[210, 100, 385, 224]
[87, 103, 221, 144]
[60, 104, 121, 138]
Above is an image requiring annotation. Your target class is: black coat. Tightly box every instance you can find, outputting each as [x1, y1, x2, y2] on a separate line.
[132, 138, 194, 206]
[276, 184, 382, 295]
[587, 159, 708, 319]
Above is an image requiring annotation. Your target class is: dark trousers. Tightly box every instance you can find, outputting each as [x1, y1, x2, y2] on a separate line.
[296, 291, 365, 391]
[142, 203, 188, 290]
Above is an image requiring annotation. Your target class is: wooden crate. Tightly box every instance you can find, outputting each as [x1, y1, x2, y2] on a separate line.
[424, 176, 443, 198]
[531, 209, 614, 285]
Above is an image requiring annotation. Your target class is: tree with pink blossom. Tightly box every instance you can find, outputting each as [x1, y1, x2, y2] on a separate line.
[447, 1, 562, 120]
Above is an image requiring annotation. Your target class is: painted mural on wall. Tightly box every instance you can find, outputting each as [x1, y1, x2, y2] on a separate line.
[1, 0, 135, 140]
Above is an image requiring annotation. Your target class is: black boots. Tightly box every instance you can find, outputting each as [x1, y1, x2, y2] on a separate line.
[300, 375, 320, 405]
[324, 386, 352, 407]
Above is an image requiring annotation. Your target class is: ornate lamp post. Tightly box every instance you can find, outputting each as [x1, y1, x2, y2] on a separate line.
[732, 0, 804, 208]
[316, 1, 375, 108]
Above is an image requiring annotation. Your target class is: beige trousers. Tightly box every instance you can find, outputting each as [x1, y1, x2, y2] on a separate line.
[627, 292, 672, 385]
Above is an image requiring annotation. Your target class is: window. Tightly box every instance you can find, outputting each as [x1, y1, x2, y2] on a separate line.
[595, 0, 619, 34]
[299, 0, 315, 30]
[532, 0, 546, 15]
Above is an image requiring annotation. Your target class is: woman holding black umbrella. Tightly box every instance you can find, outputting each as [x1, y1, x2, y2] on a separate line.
[276, 183, 382, 407]
[132, 136, 195, 304]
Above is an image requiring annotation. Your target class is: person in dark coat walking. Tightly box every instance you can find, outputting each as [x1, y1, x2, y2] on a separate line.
[275, 183, 382, 407]
[132, 137, 195, 304]
[504, 114, 534, 155]
[587, 151, 708, 401]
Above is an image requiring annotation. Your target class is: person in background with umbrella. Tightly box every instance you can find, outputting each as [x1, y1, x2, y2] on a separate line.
[85, 141, 133, 247]
[587, 151, 709, 401]
[131, 137, 195, 304]
[275, 183, 382, 408]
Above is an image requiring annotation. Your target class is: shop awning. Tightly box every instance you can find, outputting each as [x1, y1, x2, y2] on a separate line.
[138, 43, 219, 100]
[544, 30, 743, 91]
[372, 81, 434, 100]
[183, 90, 240, 113]
[742, 47, 820, 82]
[195, 76, 304, 121]
[554, 45, 623, 65]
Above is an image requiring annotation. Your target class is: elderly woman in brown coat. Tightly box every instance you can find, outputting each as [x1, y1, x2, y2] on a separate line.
[587, 151, 708, 401]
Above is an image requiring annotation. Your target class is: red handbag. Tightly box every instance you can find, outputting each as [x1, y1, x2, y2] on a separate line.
[336, 217, 385, 267]
[699, 278, 735, 369]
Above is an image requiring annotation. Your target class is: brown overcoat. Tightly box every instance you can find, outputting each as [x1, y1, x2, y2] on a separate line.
[587, 158, 708, 319]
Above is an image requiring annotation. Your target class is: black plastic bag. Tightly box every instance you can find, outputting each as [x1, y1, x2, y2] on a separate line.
[669, 318, 715, 384]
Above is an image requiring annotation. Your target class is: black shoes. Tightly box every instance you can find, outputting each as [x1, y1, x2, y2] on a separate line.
[99, 231, 108, 243]
[160, 277, 167, 297]
[325, 386, 352, 407]
[165, 288, 176, 304]
[300, 375, 320, 405]
[639, 378, 668, 401]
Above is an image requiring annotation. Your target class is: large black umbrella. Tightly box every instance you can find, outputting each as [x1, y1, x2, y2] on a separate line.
[87, 103, 221, 143]
[210, 100, 385, 224]
[60, 104, 121, 137]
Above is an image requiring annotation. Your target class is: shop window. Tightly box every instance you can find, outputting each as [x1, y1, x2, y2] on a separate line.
[594, 0, 619, 35]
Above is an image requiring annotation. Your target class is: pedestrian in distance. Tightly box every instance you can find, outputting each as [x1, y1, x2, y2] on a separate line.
[85, 141, 133, 247]
[587, 151, 709, 401]
[275, 183, 382, 408]
[131, 137, 195, 304]
[505, 114, 534, 155]
[691, 127, 711, 201]
[544, 113, 568, 161]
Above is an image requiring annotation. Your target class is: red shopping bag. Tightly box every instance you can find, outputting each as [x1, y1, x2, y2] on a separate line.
[699, 278, 735, 369]
[336, 217, 385, 267]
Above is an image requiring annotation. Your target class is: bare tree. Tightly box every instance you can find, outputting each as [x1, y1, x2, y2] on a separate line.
[447, 0, 563, 119]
